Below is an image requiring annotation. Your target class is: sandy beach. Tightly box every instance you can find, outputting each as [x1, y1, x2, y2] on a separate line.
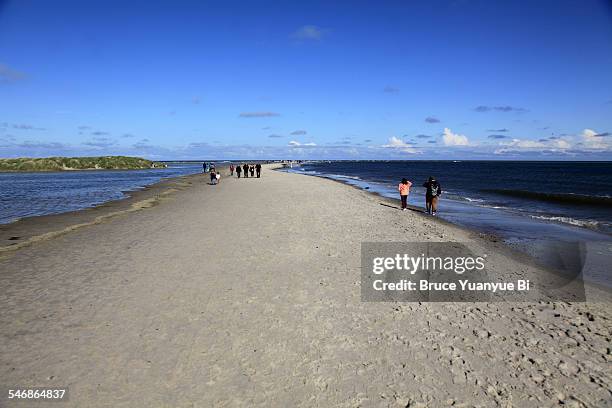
[1, 165, 610, 407]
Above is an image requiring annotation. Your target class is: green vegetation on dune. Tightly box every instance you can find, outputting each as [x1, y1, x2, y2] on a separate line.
[0, 156, 167, 172]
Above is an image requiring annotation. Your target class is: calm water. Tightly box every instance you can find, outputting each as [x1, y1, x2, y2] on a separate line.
[0, 163, 204, 224]
[284, 160, 612, 244]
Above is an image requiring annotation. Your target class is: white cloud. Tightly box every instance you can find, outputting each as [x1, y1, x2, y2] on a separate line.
[442, 128, 469, 146]
[582, 128, 610, 150]
[494, 137, 572, 154]
[506, 139, 545, 149]
[553, 139, 571, 149]
[382, 136, 418, 154]
[289, 140, 316, 147]
[582, 129, 597, 138]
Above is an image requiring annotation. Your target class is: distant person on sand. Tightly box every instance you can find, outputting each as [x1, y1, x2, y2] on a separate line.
[229, 164, 235, 176]
[423, 176, 442, 215]
[210, 169, 217, 185]
[249, 165, 255, 177]
[398, 178, 412, 211]
[255, 163, 262, 178]
[203, 162, 206, 173]
[215, 171, 221, 184]
[236, 164, 242, 178]
[243, 163, 249, 178]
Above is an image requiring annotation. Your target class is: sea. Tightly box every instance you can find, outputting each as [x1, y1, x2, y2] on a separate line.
[0, 162, 204, 224]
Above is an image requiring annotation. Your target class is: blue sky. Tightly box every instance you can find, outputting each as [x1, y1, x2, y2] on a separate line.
[0, 0, 611, 160]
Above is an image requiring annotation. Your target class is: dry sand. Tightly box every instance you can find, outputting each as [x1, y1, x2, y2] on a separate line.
[0, 165, 610, 407]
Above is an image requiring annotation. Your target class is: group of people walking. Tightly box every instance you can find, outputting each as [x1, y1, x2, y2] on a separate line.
[230, 163, 262, 178]
[203, 162, 264, 185]
[398, 176, 442, 215]
[204, 162, 440, 215]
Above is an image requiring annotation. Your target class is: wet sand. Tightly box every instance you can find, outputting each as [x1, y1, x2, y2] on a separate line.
[0, 165, 610, 407]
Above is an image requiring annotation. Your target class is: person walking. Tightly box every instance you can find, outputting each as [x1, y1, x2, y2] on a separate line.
[236, 164, 242, 178]
[423, 176, 442, 215]
[215, 171, 221, 184]
[243, 163, 249, 178]
[210, 169, 217, 185]
[398, 178, 412, 211]
[249, 164, 255, 177]
[229, 164, 235, 176]
[255, 163, 262, 178]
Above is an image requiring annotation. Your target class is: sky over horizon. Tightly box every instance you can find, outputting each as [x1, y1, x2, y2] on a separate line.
[1, 0, 611, 160]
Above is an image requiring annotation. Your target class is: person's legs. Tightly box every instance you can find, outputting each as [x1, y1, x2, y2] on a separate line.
[431, 196, 439, 214]
[425, 196, 431, 214]
[400, 195, 407, 210]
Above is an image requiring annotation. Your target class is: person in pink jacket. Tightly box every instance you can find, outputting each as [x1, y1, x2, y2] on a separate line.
[398, 178, 412, 211]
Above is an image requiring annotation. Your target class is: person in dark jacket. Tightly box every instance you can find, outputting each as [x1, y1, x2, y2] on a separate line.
[243, 163, 249, 178]
[249, 165, 255, 177]
[423, 176, 442, 215]
[236, 164, 242, 178]
[255, 163, 262, 178]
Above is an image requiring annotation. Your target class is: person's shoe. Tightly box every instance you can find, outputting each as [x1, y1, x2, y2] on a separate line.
[402, 208, 406, 211]
[432, 211, 436, 216]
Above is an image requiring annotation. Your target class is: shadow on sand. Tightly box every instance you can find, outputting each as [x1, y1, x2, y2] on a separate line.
[379, 202, 425, 213]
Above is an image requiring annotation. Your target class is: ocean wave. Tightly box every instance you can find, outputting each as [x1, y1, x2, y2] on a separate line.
[476, 204, 510, 210]
[329, 174, 362, 180]
[483, 189, 612, 206]
[529, 215, 601, 229]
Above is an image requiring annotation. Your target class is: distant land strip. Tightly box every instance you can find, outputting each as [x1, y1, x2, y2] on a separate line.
[0, 156, 167, 172]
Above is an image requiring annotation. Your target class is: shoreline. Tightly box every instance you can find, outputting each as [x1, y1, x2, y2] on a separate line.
[0, 165, 208, 226]
[0, 170, 213, 255]
[2, 164, 611, 293]
[277, 168, 612, 288]
[3, 163, 610, 296]
[283, 163, 612, 237]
